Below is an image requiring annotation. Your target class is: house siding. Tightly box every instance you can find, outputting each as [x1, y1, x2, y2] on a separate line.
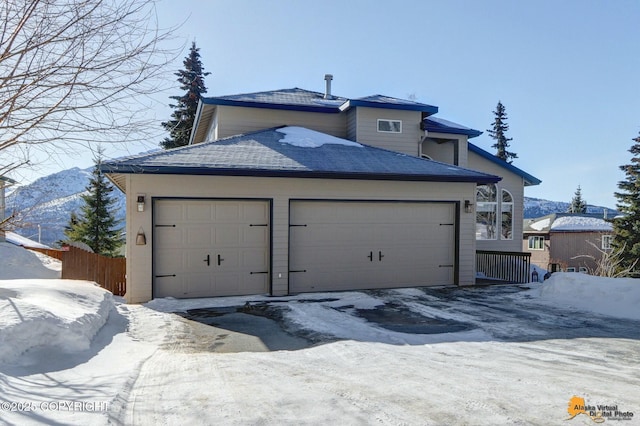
[420, 133, 469, 167]
[524, 231, 610, 273]
[468, 150, 524, 252]
[216, 105, 347, 140]
[124, 174, 477, 303]
[352, 107, 422, 156]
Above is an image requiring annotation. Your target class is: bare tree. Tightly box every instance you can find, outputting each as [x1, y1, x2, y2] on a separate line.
[0, 0, 177, 179]
[573, 241, 639, 278]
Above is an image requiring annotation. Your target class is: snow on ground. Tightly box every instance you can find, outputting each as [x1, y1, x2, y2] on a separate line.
[0, 242, 61, 279]
[535, 272, 640, 320]
[1, 245, 639, 425]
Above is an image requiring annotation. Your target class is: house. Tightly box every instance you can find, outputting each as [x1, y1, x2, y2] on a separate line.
[102, 76, 540, 303]
[523, 213, 613, 273]
[0, 176, 17, 243]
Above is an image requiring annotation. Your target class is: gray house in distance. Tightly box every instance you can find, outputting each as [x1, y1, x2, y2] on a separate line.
[102, 77, 540, 303]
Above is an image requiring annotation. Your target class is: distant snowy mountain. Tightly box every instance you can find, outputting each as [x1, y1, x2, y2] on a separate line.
[5, 166, 616, 246]
[523, 197, 617, 219]
[6, 167, 125, 246]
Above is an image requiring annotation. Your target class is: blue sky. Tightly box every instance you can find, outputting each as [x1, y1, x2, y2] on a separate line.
[24, 0, 640, 208]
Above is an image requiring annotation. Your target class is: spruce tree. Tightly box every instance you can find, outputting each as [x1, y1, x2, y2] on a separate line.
[160, 41, 210, 149]
[487, 101, 517, 163]
[612, 131, 640, 274]
[65, 150, 123, 256]
[568, 185, 587, 213]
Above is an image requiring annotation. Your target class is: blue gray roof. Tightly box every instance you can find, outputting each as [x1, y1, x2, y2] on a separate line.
[201, 88, 438, 114]
[423, 117, 482, 138]
[101, 127, 500, 185]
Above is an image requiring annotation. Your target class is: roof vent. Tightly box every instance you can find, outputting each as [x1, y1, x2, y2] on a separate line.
[324, 74, 333, 99]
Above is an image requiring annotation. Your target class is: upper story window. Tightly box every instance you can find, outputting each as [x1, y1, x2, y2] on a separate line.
[377, 119, 402, 133]
[602, 234, 613, 250]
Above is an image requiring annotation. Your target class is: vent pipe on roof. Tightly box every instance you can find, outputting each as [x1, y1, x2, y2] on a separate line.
[324, 74, 333, 99]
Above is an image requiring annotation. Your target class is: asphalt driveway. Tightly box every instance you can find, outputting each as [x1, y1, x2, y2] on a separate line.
[171, 284, 640, 353]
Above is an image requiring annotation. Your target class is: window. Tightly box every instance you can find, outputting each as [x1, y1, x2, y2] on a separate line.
[501, 189, 513, 240]
[566, 267, 576, 272]
[602, 234, 613, 250]
[579, 267, 588, 274]
[528, 236, 545, 250]
[377, 119, 402, 133]
[476, 184, 497, 240]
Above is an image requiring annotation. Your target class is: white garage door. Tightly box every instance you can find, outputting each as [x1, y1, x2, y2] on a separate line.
[153, 199, 270, 298]
[289, 201, 455, 293]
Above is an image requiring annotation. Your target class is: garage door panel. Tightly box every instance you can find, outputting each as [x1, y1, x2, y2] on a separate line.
[290, 201, 455, 293]
[154, 199, 270, 299]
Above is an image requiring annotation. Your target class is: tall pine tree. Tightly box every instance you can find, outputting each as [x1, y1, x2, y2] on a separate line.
[160, 41, 210, 149]
[612, 131, 640, 274]
[65, 149, 123, 256]
[568, 185, 587, 213]
[487, 101, 517, 163]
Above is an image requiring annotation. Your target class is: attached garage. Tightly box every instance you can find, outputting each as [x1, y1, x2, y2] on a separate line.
[153, 199, 270, 298]
[101, 126, 500, 303]
[289, 200, 456, 292]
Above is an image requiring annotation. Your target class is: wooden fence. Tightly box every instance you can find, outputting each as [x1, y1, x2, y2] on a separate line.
[26, 246, 65, 261]
[61, 246, 126, 296]
[476, 250, 531, 284]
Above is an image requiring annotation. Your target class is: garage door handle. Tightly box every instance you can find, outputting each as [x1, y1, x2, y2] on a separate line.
[367, 251, 373, 262]
[204, 254, 210, 266]
[217, 254, 224, 265]
[379, 251, 384, 261]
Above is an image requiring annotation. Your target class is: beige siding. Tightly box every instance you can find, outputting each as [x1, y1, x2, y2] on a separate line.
[468, 150, 525, 252]
[420, 133, 469, 166]
[216, 106, 347, 140]
[522, 235, 551, 270]
[346, 109, 357, 141]
[124, 175, 477, 303]
[352, 107, 422, 155]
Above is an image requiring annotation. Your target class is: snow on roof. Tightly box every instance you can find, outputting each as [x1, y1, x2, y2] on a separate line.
[529, 217, 551, 231]
[550, 216, 612, 231]
[5, 231, 51, 249]
[278, 126, 362, 148]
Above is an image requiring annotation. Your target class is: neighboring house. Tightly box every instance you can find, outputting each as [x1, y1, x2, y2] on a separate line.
[102, 76, 540, 303]
[0, 176, 17, 242]
[523, 213, 613, 273]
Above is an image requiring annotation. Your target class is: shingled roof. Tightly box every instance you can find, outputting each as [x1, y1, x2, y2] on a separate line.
[102, 126, 500, 192]
[200, 88, 439, 114]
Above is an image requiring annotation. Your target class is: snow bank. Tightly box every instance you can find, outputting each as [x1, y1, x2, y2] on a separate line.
[537, 273, 640, 320]
[0, 242, 60, 279]
[0, 279, 114, 365]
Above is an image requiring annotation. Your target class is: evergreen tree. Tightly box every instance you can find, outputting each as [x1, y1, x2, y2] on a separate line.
[65, 149, 123, 256]
[568, 185, 587, 213]
[612, 132, 640, 274]
[160, 41, 210, 149]
[487, 101, 517, 163]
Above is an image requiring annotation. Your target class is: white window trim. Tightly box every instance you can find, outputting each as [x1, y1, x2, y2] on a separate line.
[377, 119, 402, 133]
[602, 234, 613, 250]
[528, 236, 545, 250]
[566, 267, 576, 272]
[579, 267, 588, 274]
[501, 189, 514, 241]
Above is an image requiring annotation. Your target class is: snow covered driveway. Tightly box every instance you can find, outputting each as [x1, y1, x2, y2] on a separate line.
[2, 264, 639, 425]
[120, 283, 640, 425]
